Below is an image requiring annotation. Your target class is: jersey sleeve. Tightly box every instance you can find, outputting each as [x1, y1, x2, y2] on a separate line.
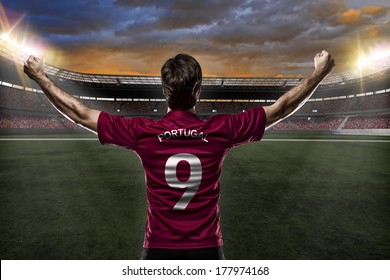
[97, 111, 137, 149]
[227, 106, 267, 146]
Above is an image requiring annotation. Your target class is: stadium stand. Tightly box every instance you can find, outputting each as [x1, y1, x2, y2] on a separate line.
[1, 83, 389, 132]
[0, 112, 65, 129]
[1, 40, 389, 134]
[343, 115, 389, 129]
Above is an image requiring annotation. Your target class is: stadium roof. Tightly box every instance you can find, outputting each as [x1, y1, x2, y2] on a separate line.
[1, 41, 390, 89]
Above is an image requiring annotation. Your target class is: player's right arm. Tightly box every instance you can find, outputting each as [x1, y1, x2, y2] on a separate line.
[24, 55, 100, 133]
[263, 50, 335, 129]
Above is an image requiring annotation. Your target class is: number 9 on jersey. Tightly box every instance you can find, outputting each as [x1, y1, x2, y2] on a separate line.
[165, 153, 202, 210]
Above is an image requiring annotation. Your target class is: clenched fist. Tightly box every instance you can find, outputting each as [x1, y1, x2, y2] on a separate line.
[24, 55, 45, 81]
[314, 50, 335, 77]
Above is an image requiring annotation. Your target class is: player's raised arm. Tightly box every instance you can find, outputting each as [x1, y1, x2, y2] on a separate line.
[263, 50, 335, 129]
[24, 55, 100, 133]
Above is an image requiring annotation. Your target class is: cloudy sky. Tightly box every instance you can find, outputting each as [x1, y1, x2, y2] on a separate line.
[1, 0, 389, 77]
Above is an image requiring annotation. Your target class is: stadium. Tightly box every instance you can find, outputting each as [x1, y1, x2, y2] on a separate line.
[1, 35, 389, 259]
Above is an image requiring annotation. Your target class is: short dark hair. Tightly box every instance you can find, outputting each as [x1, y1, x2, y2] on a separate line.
[161, 54, 202, 110]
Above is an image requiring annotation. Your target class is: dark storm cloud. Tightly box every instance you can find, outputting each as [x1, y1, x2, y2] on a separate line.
[114, 0, 241, 30]
[113, 0, 244, 40]
[3, 0, 113, 36]
[2, 0, 389, 76]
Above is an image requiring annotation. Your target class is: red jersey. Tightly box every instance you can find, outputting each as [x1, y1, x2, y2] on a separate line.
[97, 107, 266, 249]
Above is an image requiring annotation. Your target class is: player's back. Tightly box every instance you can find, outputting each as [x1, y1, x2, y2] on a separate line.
[97, 107, 266, 249]
[133, 110, 232, 249]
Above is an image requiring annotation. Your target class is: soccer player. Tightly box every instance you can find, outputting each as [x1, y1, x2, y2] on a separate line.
[24, 51, 335, 259]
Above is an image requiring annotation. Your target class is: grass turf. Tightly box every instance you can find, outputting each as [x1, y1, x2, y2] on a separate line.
[0, 135, 389, 259]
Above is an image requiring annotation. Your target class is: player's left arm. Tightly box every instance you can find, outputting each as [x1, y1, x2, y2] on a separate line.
[24, 55, 100, 133]
[263, 50, 335, 129]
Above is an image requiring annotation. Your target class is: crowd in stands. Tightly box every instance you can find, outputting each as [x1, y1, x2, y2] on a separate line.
[271, 117, 346, 130]
[343, 115, 389, 129]
[0, 112, 70, 129]
[1, 84, 389, 131]
[295, 93, 389, 115]
[0, 85, 56, 113]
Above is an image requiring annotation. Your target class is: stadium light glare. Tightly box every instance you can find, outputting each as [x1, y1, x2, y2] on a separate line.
[0, 31, 42, 58]
[0, 32, 9, 40]
[356, 45, 390, 70]
[356, 53, 368, 70]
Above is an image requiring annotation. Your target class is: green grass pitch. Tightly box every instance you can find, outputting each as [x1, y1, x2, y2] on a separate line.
[0, 134, 389, 259]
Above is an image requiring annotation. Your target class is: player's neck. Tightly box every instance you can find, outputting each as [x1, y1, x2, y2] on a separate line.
[167, 107, 195, 114]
